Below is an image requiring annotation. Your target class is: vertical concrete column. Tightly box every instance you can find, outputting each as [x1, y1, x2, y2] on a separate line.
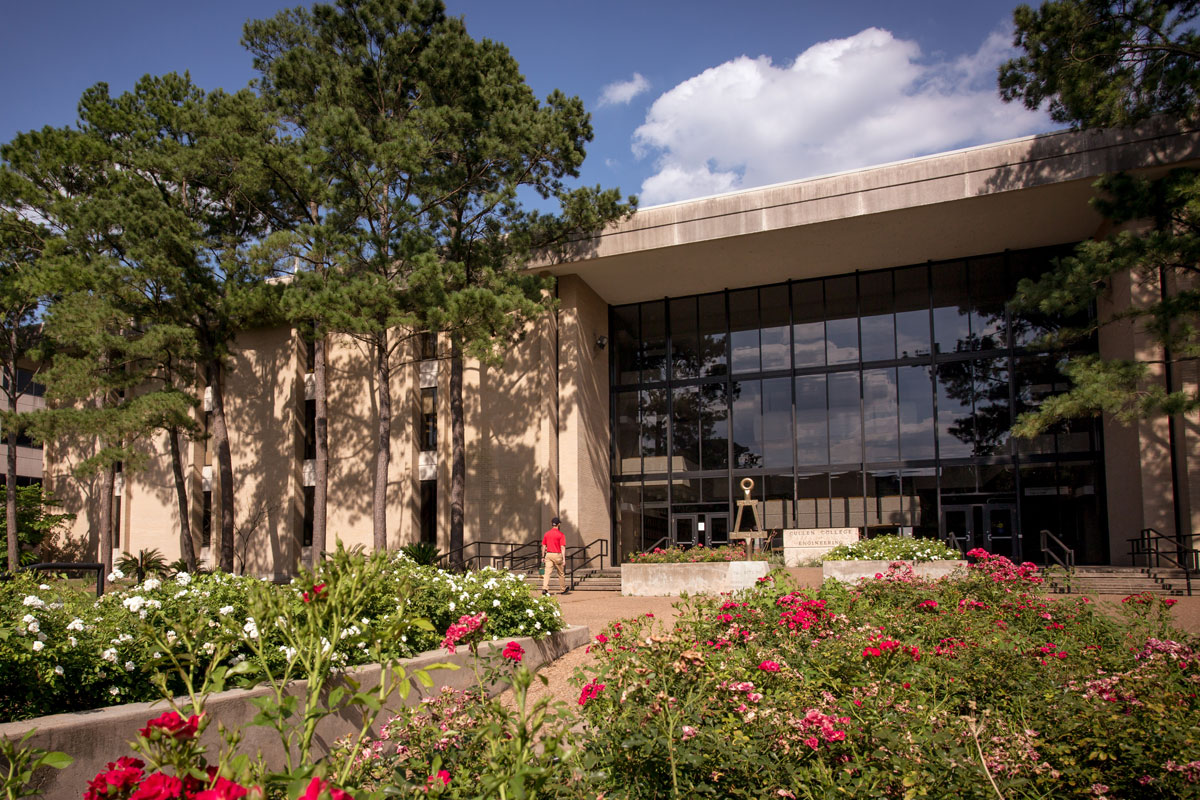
[555, 275, 612, 559]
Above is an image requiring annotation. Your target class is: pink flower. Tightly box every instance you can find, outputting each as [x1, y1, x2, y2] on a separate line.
[502, 641, 524, 662]
[440, 613, 487, 654]
[594, 633, 609, 644]
[578, 681, 606, 706]
[302, 582, 327, 603]
[758, 660, 781, 672]
[862, 647, 882, 658]
[681, 725, 697, 740]
[425, 770, 451, 789]
[138, 711, 202, 741]
[1165, 598, 1179, 607]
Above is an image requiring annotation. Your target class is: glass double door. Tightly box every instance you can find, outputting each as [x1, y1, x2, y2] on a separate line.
[673, 512, 730, 548]
[942, 502, 1017, 558]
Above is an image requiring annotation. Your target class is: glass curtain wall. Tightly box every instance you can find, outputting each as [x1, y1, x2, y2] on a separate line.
[610, 246, 1106, 563]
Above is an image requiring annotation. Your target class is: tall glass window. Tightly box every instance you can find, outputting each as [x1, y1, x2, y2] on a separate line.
[609, 245, 1102, 563]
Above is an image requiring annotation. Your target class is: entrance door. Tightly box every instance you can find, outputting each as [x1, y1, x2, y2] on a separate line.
[673, 514, 698, 547]
[942, 503, 1018, 557]
[705, 513, 730, 547]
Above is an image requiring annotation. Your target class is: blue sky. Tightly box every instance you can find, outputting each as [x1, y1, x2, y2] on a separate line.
[1, 0, 1054, 207]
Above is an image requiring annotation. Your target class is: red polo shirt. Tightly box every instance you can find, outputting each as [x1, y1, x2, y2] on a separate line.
[542, 526, 565, 553]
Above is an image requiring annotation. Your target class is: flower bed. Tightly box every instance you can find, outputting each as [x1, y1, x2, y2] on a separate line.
[822, 533, 962, 562]
[580, 554, 1200, 798]
[0, 547, 563, 723]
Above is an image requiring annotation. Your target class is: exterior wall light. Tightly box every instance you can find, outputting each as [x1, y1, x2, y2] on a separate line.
[595, 335, 608, 350]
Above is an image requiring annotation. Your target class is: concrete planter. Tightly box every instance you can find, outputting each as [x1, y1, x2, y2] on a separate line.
[622, 561, 769, 596]
[822, 559, 968, 583]
[0, 626, 589, 800]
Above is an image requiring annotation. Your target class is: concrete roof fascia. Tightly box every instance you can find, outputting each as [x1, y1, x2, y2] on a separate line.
[534, 119, 1200, 276]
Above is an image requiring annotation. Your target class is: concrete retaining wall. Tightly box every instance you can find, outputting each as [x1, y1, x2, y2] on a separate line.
[822, 560, 968, 583]
[621, 561, 769, 596]
[0, 626, 589, 800]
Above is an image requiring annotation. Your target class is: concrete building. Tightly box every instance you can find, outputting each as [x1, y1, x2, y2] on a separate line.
[44, 120, 1200, 576]
[1, 361, 46, 487]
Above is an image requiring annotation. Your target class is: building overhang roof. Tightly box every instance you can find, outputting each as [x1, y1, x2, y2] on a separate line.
[533, 119, 1200, 305]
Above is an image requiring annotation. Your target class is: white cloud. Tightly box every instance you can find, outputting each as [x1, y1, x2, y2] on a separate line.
[632, 28, 1051, 205]
[599, 72, 650, 107]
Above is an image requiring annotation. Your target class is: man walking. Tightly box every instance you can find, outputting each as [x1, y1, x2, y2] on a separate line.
[541, 516, 567, 595]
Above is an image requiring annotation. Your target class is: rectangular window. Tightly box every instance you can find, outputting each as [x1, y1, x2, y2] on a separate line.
[760, 286, 791, 372]
[731, 380, 763, 469]
[795, 374, 828, 467]
[302, 486, 314, 547]
[825, 276, 859, 365]
[793, 280, 826, 369]
[612, 305, 640, 385]
[613, 391, 641, 475]
[859, 271, 896, 362]
[699, 383, 729, 471]
[14, 368, 45, 398]
[862, 368, 898, 463]
[762, 377, 793, 469]
[304, 399, 316, 460]
[419, 331, 437, 361]
[671, 386, 700, 471]
[827, 372, 861, 464]
[420, 479, 437, 544]
[970, 256, 1008, 350]
[933, 261, 970, 354]
[796, 473, 830, 528]
[420, 388, 436, 452]
[641, 389, 669, 474]
[304, 335, 315, 373]
[698, 294, 728, 377]
[201, 490, 212, 548]
[729, 289, 760, 374]
[670, 297, 700, 380]
[898, 365, 936, 461]
[936, 361, 975, 459]
[640, 302, 667, 382]
[894, 266, 930, 359]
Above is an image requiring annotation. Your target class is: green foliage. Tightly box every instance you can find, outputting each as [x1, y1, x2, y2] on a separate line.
[0, 731, 72, 800]
[822, 534, 963, 562]
[115, 549, 169, 584]
[575, 560, 1200, 798]
[401, 542, 440, 566]
[626, 544, 761, 563]
[999, 0, 1200, 128]
[0, 485, 74, 571]
[0, 550, 561, 724]
[999, 1, 1200, 433]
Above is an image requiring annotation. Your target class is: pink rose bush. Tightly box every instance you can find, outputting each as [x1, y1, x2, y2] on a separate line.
[575, 547, 1200, 798]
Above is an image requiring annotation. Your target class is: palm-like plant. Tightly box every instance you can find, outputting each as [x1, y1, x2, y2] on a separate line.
[400, 542, 440, 566]
[116, 547, 168, 583]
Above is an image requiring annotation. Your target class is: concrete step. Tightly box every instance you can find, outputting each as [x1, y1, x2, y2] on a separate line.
[1044, 567, 1190, 595]
[514, 569, 622, 592]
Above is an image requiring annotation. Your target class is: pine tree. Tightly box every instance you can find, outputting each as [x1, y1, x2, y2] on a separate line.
[998, 0, 1200, 433]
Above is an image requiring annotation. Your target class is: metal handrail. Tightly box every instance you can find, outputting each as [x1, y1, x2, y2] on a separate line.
[944, 531, 968, 557]
[1040, 529, 1076, 571]
[495, 540, 541, 572]
[564, 538, 609, 590]
[436, 539, 534, 572]
[1128, 527, 1197, 596]
[640, 536, 670, 554]
[22, 562, 106, 597]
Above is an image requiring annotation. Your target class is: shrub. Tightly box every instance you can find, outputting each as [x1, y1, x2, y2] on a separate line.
[627, 543, 763, 563]
[575, 555, 1200, 799]
[822, 533, 962, 562]
[0, 549, 563, 723]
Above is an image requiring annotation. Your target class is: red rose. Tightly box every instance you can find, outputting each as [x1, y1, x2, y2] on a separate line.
[193, 776, 249, 800]
[297, 776, 350, 800]
[129, 772, 184, 800]
[139, 711, 202, 741]
[85, 757, 145, 800]
[501, 641, 524, 662]
[302, 583, 327, 603]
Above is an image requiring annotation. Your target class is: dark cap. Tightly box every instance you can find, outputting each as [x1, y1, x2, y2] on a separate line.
[551, 517, 561, 526]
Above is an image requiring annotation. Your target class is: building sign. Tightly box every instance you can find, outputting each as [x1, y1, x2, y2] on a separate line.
[783, 528, 860, 566]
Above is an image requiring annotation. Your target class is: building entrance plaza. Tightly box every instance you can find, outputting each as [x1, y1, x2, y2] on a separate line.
[44, 121, 1200, 577]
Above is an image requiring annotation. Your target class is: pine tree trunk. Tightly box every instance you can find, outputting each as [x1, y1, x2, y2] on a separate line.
[98, 462, 115, 575]
[6, 428, 17, 573]
[313, 335, 328, 565]
[168, 424, 196, 571]
[372, 330, 390, 551]
[209, 362, 236, 572]
[449, 340, 465, 569]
